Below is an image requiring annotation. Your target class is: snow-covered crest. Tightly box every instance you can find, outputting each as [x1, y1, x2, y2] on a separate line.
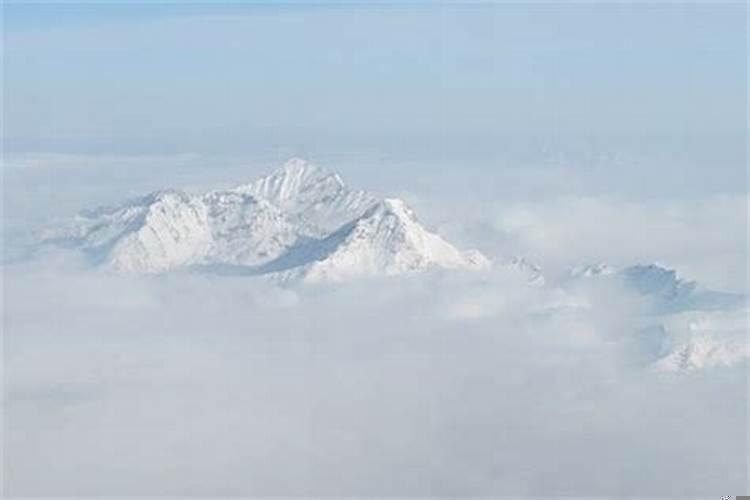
[236, 158, 378, 236]
[279, 198, 490, 283]
[43, 158, 488, 280]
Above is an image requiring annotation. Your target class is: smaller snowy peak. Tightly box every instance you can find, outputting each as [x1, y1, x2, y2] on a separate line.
[98, 189, 302, 272]
[655, 336, 748, 372]
[652, 307, 749, 371]
[563, 262, 746, 373]
[285, 197, 489, 283]
[568, 262, 745, 314]
[568, 262, 695, 300]
[42, 189, 186, 247]
[622, 264, 696, 301]
[45, 188, 294, 273]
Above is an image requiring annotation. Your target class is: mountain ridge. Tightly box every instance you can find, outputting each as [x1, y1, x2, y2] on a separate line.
[44, 158, 488, 281]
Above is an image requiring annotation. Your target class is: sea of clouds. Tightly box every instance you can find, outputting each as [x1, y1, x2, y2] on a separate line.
[2, 152, 747, 497]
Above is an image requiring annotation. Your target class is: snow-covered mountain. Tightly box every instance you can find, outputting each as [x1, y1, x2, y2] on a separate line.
[39, 159, 746, 373]
[567, 262, 743, 311]
[568, 262, 747, 371]
[43, 158, 488, 280]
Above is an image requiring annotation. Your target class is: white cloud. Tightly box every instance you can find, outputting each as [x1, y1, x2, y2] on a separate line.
[3, 253, 746, 496]
[472, 194, 746, 292]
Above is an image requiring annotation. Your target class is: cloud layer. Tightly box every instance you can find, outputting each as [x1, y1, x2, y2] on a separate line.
[4, 252, 746, 496]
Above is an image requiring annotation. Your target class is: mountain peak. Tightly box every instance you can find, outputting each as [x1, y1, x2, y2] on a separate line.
[243, 158, 344, 203]
[288, 197, 488, 283]
[360, 197, 415, 222]
[380, 197, 414, 215]
[280, 156, 327, 174]
[568, 262, 706, 308]
[623, 264, 697, 300]
[235, 158, 375, 236]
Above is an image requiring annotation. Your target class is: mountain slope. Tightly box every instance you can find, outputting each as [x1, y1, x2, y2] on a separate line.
[44, 190, 212, 273]
[104, 190, 212, 272]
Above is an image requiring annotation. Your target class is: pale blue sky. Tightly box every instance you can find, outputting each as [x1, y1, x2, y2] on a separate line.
[4, 2, 746, 150]
[2, 1, 748, 203]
